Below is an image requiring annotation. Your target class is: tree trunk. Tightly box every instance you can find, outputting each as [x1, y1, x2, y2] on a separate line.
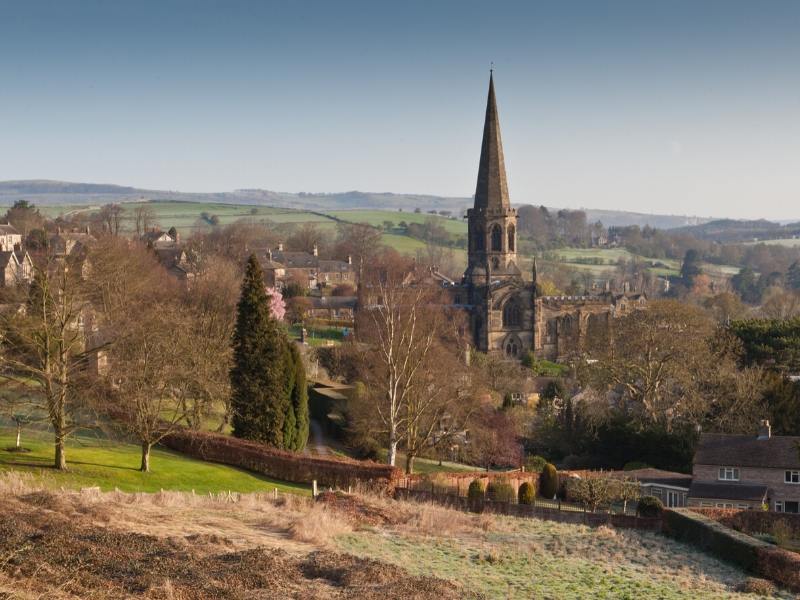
[405, 453, 415, 474]
[387, 437, 397, 467]
[140, 442, 152, 472]
[54, 435, 67, 470]
[15, 423, 21, 449]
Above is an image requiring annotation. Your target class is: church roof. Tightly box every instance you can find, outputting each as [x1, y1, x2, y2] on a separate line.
[473, 72, 510, 211]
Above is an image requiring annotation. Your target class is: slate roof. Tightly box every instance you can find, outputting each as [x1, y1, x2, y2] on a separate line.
[262, 250, 353, 273]
[0, 251, 15, 269]
[624, 468, 693, 490]
[688, 482, 769, 502]
[0, 224, 20, 235]
[694, 433, 800, 470]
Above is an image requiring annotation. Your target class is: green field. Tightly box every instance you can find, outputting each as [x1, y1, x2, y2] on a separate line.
[0, 429, 310, 495]
[327, 209, 466, 235]
[744, 237, 800, 247]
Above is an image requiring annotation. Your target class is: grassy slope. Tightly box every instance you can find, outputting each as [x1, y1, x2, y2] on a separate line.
[337, 512, 785, 599]
[0, 430, 310, 495]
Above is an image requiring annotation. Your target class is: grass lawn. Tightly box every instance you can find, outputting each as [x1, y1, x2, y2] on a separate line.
[0, 429, 310, 495]
[744, 237, 800, 247]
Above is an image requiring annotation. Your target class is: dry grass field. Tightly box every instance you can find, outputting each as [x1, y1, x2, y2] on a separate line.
[0, 473, 788, 599]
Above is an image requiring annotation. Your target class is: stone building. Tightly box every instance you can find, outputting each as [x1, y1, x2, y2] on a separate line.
[454, 74, 645, 361]
[259, 244, 355, 291]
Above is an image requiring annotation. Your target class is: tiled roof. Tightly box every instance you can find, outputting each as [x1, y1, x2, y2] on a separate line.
[688, 481, 769, 502]
[0, 224, 20, 235]
[694, 433, 800, 469]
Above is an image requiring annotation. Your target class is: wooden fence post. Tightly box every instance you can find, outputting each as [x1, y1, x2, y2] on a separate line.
[312, 480, 318, 498]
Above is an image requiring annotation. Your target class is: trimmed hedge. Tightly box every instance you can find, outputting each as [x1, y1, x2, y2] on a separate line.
[162, 429, 400, 490]
[540, 463, 559, 499]
[486, 478, 515, 503]
[663, 509, 800, 592]
[518, 481, 535, 505]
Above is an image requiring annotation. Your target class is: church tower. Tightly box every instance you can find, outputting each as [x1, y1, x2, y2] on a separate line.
[465, 71, 521, 285]
[464, 73, 533, 358]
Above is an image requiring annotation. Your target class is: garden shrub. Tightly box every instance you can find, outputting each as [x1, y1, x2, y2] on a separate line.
[539, 463, 559, 499]
[636, 496, 664, 518]
[467, 479, 484, 511]
[518, 481, 535, 505]
[485, 478, 515, 503]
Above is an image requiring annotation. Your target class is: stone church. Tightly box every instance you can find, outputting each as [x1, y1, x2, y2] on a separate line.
[455, 74, 645, 361]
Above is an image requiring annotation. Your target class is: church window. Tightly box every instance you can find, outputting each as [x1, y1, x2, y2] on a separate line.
[503, 300, 521, 328]
[492, 257, 500, 269]
[507, 225, 515, 252]
[491, 224, 502, 252]
[505, 339, 519, 357]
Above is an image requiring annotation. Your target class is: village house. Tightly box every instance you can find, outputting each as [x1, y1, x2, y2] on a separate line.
[141, 229, 179, 248]
[623, 468, 692, 508]
[0, 223, 23, 252]
[307, 295, 357, 322]
[687, 420, 800, 512]
[49, 227, 96, 258]
[259, 243, 355, 291]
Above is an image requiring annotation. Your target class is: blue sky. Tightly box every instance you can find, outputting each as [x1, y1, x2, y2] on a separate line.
[1, 0, 798, 220]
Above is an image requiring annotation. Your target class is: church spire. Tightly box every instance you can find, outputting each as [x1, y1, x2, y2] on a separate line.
[473, 71, 510, 210]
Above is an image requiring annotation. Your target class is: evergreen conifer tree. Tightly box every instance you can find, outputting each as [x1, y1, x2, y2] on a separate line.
[288, 343, 309, 450]
[230, 255, 290, 446]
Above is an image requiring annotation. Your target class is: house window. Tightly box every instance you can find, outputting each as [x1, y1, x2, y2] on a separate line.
[786, 501, 800, 514]
[715, 503, 734, 508]
[737, 504, 749, 509]
[775, 501, 784, 513]
[651, 487, 663, 498]
[667, 491, 682, 508]
[718, 467, 740, 481]
[700, 502, 713, 507]
[785, 471, 800, 484]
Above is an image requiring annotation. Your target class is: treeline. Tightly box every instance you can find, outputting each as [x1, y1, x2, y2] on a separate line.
[517, 205, 604, 249]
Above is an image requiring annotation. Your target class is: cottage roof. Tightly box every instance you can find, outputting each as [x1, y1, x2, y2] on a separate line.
[0, 251, 16, 269]
[688, 481, 769, 502]
[0, 223, 20, 235]
[694, 433, 800, 470]
[272, 251, 317, 268]
[623, 468, 692, 490]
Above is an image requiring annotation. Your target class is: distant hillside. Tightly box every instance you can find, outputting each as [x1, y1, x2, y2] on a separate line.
[0, 179, 720, 230]
[672, 218, 800, 243]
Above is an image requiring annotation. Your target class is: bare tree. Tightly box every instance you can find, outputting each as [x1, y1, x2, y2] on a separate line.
[132, 205, 158, 236]
[0, 258, 96, 469]
[286, 222, 331, 254]
[97, 203, 125, 236]
[335, 222, 384, 281]
[103, 302, 195, 472]
[357, 258, 439, 467]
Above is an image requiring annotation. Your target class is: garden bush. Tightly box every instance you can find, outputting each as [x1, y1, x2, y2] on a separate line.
[467, 479, 484, 511]
[636, 496, 664, 518]
[539, 463, 559, 499]
[485, 478, 515, 503]
[518, 481, 535, 505]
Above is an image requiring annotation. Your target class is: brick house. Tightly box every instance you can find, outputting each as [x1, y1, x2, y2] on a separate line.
[688, 421, 800, 512]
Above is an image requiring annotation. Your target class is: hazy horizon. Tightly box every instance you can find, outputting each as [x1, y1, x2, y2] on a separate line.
[1, 1, 798, 221]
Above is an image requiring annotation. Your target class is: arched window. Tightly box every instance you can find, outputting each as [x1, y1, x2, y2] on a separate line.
[505, 339, 519, 357]
[491, 224, 502, 252]
[474, 226, 485, 251]
[507, 225, 515, 252]
[503, 300, 521, 328]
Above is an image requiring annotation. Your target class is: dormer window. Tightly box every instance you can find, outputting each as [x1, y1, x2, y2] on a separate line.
[718, 467, 740, 481]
